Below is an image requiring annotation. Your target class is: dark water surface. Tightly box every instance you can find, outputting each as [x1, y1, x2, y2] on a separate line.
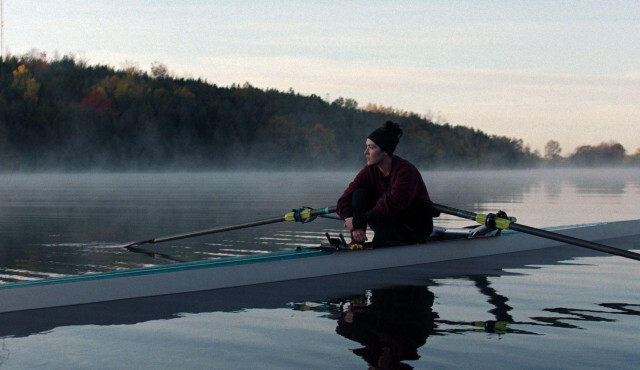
[0, 169, 639, 368]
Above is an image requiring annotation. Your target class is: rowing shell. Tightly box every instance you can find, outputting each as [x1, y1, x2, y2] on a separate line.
[1, 219, 639, 314]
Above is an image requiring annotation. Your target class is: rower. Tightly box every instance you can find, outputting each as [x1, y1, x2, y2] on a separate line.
[336, 121, 439, 248]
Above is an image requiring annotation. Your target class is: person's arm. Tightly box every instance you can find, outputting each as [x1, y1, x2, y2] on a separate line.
[367, 162, 419, 219]
[344, 217, 367, 243]
[338, 167, 373, 242]
[336, 167, 371, 220]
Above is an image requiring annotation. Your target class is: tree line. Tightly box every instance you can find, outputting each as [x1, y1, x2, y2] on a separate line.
[544, 140, 640, 167]
[0, 52, 635, 171]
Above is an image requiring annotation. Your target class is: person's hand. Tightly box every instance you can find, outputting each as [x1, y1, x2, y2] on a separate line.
[344, 217, 355, 231]
[344, 217, 367, 243]
[351, 228, 367, 243]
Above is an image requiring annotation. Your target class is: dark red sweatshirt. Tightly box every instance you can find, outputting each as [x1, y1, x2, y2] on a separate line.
[337, 156, 432, 223]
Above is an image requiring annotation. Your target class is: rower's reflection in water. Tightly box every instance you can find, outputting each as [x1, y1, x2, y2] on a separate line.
[335, 286, 437, 369]
[296, 276, 525, 368]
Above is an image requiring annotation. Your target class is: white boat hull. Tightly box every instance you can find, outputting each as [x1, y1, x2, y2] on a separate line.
[1, 219, 639, 313]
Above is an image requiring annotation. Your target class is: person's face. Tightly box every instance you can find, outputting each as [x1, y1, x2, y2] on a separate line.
[365, 139, 386, 166]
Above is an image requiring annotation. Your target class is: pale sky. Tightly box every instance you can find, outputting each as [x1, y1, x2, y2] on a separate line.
[4, 0, 640, 155]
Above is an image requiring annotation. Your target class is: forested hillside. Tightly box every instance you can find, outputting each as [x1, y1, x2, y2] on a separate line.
[1, 54, 542, 170]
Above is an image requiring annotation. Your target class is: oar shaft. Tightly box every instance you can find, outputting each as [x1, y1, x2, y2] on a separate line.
[508, 222, 640, 262]
[430, 203, 478, 221]
[131, 206, 337, 247]
[430, 202, 640, 262]
[152, 216, 286, 244]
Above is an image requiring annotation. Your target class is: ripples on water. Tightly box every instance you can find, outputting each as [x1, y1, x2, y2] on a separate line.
[0, 169, 639, 368]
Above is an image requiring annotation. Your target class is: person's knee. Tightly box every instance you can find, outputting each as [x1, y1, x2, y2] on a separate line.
[352, 188, 374, 213]
[352, 188, 370, 203]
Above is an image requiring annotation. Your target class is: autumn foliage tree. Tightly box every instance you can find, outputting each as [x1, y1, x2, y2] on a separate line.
[0, 51, 553, 170]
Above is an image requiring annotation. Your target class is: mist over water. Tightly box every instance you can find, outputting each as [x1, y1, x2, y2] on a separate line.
[0, 168, 638, 281]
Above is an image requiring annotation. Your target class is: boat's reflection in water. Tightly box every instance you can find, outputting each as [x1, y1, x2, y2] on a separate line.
[0, 237, 639, 368]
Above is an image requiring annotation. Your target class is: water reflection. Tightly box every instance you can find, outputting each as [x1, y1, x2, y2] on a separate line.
[289, 278, 530, 367]
[334, 287, 437, 368]
[290, 276, 640, 368]
[564, 168, 637, 195]
[1, 253, 639, 368]
[531, 303, 640, 330]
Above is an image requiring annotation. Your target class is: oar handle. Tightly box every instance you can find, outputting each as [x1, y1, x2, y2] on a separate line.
[429, 202, 640, 262]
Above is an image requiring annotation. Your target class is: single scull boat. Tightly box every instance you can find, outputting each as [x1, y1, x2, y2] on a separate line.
[1, 214, 639, 314]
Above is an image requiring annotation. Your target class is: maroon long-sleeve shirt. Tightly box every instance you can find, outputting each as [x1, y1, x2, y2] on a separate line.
[337, 156, 432, 222]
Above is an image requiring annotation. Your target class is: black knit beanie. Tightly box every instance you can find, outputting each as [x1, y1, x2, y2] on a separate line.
[367, 121, 403, 155]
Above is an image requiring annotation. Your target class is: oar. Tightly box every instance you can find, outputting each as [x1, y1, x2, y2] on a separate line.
[429, 202, 640, 262]
[125, 245, 185, 263]
[120, 206, 336, 249]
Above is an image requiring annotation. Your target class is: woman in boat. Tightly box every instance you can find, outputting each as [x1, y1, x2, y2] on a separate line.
[337, 120, 437, 248]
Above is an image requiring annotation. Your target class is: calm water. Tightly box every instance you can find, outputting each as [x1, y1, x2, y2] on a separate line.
[0, 169, 639, 369]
